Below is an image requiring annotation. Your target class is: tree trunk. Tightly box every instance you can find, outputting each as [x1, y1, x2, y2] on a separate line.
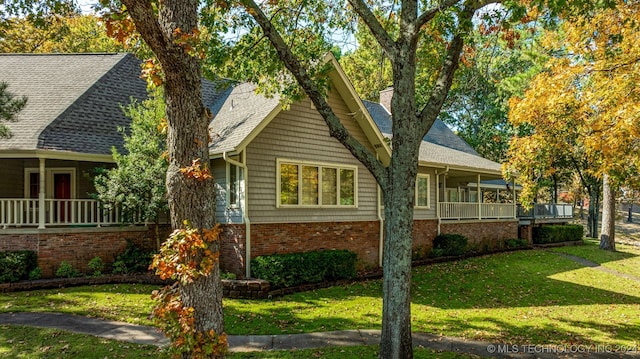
[599, 174, 616, 251]
[379, 55, 419, 359]
[122, 0, 225, 357]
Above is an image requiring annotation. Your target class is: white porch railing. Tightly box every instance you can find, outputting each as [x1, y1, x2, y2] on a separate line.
[440, 202, 516, 220]
[1, 198, 141, 228]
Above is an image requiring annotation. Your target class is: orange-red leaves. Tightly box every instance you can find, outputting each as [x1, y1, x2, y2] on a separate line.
[180, 158, 213, 181]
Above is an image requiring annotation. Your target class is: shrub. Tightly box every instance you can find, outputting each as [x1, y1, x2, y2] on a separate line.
[0, 250, 38, 283]
[533, 224, 584, 244]
[112, 241, 155, 274]
[28, 267, 42, 280]
[88, 256, 105, 276]
[112, 260, 128, 274]
[251, 250, 357, 288]
[505, 238, 529, 248]
[432, 234, 468, 257]
[221, 272, 237, 280]
[56, 261, 80, 278]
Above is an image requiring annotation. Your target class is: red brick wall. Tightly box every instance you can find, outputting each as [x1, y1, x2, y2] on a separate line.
[0, 226, 163, 278]
[219, 224, 246, 278]
[440, 220, 519, 251]
[220, 221, 382, 277]
[412, 220, 438, 255]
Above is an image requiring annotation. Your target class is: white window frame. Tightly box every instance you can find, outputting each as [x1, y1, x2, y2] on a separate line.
[24, 167, 76, 199]
[226, 162, 242, 209]
[415, 174, 430, 208]
[276, 158, 358, 208]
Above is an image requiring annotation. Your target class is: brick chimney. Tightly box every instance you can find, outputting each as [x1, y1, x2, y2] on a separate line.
[379, 87, 393, 114]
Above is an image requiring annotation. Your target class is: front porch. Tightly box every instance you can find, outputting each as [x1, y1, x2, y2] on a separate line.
[436, 170, 518, 221]
[0, 157, 143, 229]
[0, 198, 136, 228]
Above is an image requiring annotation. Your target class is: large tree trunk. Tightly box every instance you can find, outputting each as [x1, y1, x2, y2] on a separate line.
[600, 174, 616, 251]
[379, 54, 419, 359]
[122, 0, 224, 357]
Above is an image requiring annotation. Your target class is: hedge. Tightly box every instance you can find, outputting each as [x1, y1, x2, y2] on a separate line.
[533, 224, 584, 244]
[432, 234, 468, 257]
[250, 250, 357, 288]
[0, 250, 38, 283]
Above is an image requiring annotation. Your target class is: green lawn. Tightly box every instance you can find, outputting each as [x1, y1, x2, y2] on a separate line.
[550, 239, 640, 278]
[0, 325, 479, 359]
[1, 242, 639, 350]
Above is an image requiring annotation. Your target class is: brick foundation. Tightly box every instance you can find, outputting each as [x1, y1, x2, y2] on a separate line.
[2, 219, 520, 280]
[219, 221, 382, 277]
[0, 225, 168, 278]
[440, 220, 519, 251]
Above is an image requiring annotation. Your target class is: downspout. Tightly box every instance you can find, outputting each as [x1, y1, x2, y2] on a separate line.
[436, 167, 449, 235]
[377, 184, 384, 267]
[376, 154, 384, 267]
[223, 151, 251, 278]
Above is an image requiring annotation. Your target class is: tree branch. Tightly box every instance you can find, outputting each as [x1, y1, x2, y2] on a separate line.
[414, 0, 460, 30]
[121, 0, 170, 63]
[417, 3, 476, 136]
[347, 0, 398, 61]
[240, 0, 388, 187]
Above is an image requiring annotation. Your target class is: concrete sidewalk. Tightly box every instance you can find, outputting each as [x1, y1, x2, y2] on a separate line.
[1, 312, 638, 358]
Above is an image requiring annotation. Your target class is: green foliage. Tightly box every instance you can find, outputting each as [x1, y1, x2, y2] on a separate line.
[87, 256, 105, 276]
[505, 238, 529, 248]
[251, 250, 357, 288]
[432, 234, 469, 257]
[0, 250, 38, 283]
[0, 82, 28, 138]
[221, 272, 237, 280]
[533, 224, 584, 244]
[28, 267, 42, 280]
[55, 261, 80, 278]
[111, 260, 128, 275]
[93, 88, 168, 224]
[112, 241, 155, 274]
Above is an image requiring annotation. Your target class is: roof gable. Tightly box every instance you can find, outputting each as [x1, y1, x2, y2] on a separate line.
[208, 54, 392, 165]
[0, 53, 137, 154]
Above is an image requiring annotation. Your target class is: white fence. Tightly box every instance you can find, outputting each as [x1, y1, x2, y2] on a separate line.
[440, 202, 516, 220]
[0, 198, 141, 228]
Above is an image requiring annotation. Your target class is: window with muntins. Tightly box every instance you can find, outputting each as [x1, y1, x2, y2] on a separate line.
[415, 174, 430, 208]
[278, 160, 357, 207]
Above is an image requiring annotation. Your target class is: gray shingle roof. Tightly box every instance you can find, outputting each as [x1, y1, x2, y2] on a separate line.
[0, 53, 229, 157]
[362, 100, 478, 155]
[0, 53, 147, 155]
[208, 82, 280, 154]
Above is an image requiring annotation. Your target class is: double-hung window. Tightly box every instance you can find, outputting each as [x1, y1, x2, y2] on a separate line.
[415, 174, 430, 208]
[278, 159, 357, 207]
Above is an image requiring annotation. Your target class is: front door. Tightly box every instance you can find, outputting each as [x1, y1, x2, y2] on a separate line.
[54, 173, 71, 222]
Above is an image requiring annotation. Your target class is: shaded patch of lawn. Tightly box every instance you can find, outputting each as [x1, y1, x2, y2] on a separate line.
[0, 284, 158, 326]
[0, 325, 481, 359]
[0, 324, 164, 358]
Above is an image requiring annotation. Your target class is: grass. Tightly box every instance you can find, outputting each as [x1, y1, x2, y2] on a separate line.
[550, 239, 640, 278]
[1, 243, 639, 349]
[0, 325, 480, 359]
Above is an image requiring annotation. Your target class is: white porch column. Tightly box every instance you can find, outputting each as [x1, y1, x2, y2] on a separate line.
[477, 174, 481, 220]
[512, 179, 517, 218]
[38, 158, 46, 229]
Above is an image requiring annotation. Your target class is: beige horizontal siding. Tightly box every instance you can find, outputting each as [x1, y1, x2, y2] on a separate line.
[246, 91, 379, 223]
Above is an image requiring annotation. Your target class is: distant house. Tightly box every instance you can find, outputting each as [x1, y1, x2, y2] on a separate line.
[0, 53, 519, 278]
